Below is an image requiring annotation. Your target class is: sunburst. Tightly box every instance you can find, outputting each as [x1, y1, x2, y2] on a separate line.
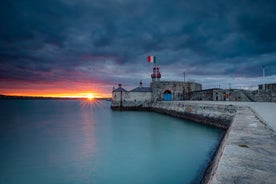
[80, 97, 105, 111]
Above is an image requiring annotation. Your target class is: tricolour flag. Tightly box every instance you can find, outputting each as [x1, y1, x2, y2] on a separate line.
[147, 56, 156, 64]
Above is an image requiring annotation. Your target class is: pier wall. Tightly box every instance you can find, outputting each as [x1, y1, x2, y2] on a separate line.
[111, 91, 152, 108]
[112, 101, 236, 129]
[151, 101, 236, 129]
[149, 101, 237, 183]
[149, 101, 276, 183]
[112, 101, 237, 183]
[111, 101, 276, 183]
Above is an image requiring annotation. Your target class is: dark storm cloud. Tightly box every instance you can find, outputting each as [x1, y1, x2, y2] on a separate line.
[0, 0, 276, 89]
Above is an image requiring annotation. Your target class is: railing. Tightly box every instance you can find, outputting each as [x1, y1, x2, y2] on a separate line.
[241, 90, 255, 102]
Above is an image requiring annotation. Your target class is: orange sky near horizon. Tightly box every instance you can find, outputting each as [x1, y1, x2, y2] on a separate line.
[0, 81, 112, 98]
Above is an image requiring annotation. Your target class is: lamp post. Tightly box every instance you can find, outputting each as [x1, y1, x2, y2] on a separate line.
[263, 65, 265, 90]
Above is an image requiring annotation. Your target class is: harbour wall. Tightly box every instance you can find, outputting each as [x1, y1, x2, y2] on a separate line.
[150, 101, 237, 183]
[150, 101, 236, 129]
[112, 101, 237, 183]
[111, 101, 236, 129]
[111, 101, 276, 183]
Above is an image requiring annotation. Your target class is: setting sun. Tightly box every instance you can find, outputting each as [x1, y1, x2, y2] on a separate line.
[87, 93, 94, 100]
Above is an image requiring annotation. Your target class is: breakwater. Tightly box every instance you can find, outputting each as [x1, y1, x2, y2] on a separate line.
[112, 101, 237, 183]
[150, 101, 237, 183]
[111, 101, 236, 129]
[151, 101, 236, 129]
[111, 101, 276, 183]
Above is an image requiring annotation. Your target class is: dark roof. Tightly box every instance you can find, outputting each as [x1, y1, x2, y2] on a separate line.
[113, 87, 128, 92]
[130, 87, 152, 92]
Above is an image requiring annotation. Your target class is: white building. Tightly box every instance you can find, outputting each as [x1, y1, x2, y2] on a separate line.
[111, 66, 202, 109]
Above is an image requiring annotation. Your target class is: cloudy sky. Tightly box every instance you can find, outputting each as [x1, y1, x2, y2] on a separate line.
[0, 0, 276, 97]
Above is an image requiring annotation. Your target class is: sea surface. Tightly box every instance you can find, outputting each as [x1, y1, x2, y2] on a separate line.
[0, 99, 223, 184]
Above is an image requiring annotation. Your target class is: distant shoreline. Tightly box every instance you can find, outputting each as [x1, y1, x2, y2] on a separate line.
[0, 95, 111, 101]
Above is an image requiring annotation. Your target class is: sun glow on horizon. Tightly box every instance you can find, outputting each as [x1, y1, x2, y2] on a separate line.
[1, 91, 111, 99]
[0, 81, 112, 98]
[81, 95, 105, 111]
[87, 93, 94, 100]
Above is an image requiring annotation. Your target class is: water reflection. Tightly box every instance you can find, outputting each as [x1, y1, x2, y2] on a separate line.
[80, 99, 105, 111]
[0, 100, 223, 184]
[78, 99, 100, 178]
[80, 108, 97, 157]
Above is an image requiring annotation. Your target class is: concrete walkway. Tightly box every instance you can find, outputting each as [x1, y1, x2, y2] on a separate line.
[184, 101, 276, 131]
[213, 106, 276, 183]
[181, 101, 276, 183]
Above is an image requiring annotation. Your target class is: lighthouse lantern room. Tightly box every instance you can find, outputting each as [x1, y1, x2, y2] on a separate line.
[151, 66, 161, 82]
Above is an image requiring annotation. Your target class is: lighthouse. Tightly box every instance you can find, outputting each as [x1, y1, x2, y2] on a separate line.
[151, 66, 161, 82]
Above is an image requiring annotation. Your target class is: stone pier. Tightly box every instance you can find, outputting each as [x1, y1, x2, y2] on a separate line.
[111, 100, 276, 183]
[149, 101, 276, 183]
[151, 101, 236, 129]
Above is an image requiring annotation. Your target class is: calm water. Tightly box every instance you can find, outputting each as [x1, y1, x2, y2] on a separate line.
[0, 99, 223, 184]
